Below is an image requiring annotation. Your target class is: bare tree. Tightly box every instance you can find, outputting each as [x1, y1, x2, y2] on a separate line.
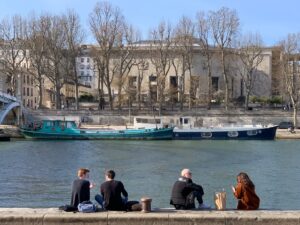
[26, 14, 49, 108]
[134, 58, 148, 110]
[0, 15, 27, 96]
[89, 1, 124, 110]
[196, 11, 214, 109]
[149, 21, 173, 115]
[209, 7, 239, 110]
[113, 23, 139, 110]
[236, 32, 264, 110]
[173, 16, 195, 110]
[279, 33, 300, 128]
[43, 15, 67, 109]
[62, 9, 85, 110]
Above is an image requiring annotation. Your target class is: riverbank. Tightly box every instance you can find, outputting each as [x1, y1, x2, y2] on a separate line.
[0, 208, 299, 225]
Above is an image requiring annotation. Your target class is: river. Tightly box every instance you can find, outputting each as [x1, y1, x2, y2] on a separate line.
[0, 139, 299, 209]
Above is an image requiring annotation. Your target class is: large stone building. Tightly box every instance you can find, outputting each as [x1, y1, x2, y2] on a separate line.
[81, 43, 278, 109]
[0, 42, 285, 110]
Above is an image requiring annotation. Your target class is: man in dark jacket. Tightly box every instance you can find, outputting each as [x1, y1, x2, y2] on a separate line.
[170, 168, 208, 209]
[71, 168, 94, 208]
[95, 170, 128, 210]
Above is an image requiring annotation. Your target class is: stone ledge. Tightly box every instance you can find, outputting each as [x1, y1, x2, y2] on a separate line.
[0, 208, 300, 225]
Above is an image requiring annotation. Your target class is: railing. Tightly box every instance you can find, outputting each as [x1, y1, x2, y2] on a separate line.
[0, 91, 17, 103]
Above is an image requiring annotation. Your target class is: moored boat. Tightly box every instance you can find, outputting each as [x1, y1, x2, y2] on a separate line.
[0, 129, 10, 141]
[173, 117, 278, 140]
[133, 116, 278, 140]
[20, 120, 174, 140]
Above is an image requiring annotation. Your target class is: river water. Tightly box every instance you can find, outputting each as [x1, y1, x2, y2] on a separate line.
[0, 139, 299, 209]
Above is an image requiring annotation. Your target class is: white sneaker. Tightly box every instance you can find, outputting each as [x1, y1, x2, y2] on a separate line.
[198, 203, 211, 210]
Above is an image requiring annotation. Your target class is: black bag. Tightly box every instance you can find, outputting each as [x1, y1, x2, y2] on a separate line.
[58, 204, 78, 212]
[125, 201, 142, 211]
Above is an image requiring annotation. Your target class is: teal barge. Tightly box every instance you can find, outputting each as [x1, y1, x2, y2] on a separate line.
[20, 120, 174, 140]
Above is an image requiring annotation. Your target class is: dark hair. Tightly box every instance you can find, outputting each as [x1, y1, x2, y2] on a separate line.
[105, 170, 115, 179]
[237, 172, 255, 188]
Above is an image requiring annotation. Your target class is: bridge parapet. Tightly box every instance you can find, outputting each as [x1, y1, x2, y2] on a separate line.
[0, 91, 20, 124]
[0, 91, 18, 103]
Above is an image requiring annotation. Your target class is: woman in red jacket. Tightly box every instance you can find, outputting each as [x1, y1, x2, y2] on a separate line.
[231, 172, 260, 210]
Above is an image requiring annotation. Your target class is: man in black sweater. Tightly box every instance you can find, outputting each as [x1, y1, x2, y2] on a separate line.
[170, 168, 208, 209]
[95, 170, 128, 210]
[70, 168, 94, 208]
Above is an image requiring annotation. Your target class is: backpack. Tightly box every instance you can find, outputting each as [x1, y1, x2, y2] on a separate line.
[78, 201, 97, 213]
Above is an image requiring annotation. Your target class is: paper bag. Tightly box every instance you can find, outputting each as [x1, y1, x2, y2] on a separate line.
[214, 191, 226, 210]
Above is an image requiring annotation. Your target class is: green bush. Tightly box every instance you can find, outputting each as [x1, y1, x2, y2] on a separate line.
[269, 96, 282, 104]
[250, 96, 283, 105]
[79, 94, 94, 102]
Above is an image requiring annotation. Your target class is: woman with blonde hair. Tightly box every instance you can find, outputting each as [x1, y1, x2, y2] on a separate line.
[231, 172, 260, 210]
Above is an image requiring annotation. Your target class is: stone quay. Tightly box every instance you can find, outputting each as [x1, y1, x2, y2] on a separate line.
[0, 208, 299, 225]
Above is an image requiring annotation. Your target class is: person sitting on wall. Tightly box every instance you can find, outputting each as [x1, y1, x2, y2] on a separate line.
[70, 168, 95, 209]
[170, 168, 210, 210]
[95, 169, 129, 211]
[231, 172, 260, 210]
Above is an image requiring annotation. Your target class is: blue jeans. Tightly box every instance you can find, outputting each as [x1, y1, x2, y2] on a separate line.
[95, 194, 128, 209]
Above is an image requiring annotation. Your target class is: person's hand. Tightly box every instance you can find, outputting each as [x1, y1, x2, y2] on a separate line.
[231, 186, 235, 193]
[90, 182, 96, 189]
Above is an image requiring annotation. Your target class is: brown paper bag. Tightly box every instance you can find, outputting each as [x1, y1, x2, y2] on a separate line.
[214, 191, 226, 210]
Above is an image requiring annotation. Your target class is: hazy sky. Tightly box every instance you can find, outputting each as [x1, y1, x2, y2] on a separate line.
[1, 0, 299, 46]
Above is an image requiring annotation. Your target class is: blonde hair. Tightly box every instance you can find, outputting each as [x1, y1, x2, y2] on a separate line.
[77, 168, 90, 177]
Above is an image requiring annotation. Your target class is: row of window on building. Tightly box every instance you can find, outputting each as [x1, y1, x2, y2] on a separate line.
[22, 97, 37, 108]
[23, 75, 34, 86]
[23, 87, 34, 97]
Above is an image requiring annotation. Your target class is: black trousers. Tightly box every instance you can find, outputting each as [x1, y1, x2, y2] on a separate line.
[174, 191, 203, 209]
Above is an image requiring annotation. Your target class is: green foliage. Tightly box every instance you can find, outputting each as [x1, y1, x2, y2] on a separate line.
[269, 96, 282, 104]
[79, 94, 94, 102]
[250, 96, 282, 104]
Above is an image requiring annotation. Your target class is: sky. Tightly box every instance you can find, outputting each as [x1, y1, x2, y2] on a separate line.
[1, 0, 300, 46]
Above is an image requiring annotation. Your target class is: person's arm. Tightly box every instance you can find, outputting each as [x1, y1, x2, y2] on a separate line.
[120, 182, 128, 198]
[100, 183, 105, 196]
[233, 183, 243, 199]
[186, 182, 204, 195]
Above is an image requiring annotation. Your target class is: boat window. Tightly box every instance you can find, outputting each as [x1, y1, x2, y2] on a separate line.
[45, 121, 54, 127]
[66, 122, 73, 128]
[247, 130, 258, 136]
[201, 132, 212, 138]
[184, 118, 189, 124]
[228, 131, 239, 137]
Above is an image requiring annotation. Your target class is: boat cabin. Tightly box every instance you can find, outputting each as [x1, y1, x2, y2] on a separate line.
[42, 120, 78, 131]
[178, 117, 194, 129]
[133, 117, 164, 129]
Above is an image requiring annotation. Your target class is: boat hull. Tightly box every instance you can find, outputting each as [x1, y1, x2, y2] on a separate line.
[0, 135, 10, 141]
[21, 127, 174, 140]
[173, 126, 278, 140]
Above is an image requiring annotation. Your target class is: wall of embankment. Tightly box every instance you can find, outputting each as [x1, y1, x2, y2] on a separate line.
[1, 208, 300, 225]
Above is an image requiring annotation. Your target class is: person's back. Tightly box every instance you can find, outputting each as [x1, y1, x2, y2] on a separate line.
[71, 178, 90, 208]
[70, 168, 91, 208]
[101, 179, 128, 210]
[96, 170, 128, 211]
[232, 172, 260, 210]
[170, 169, 205, 209]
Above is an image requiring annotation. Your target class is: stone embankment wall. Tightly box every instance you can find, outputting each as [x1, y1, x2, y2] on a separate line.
[25, 109, 298, 127]
[0, 208, 299, 225]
